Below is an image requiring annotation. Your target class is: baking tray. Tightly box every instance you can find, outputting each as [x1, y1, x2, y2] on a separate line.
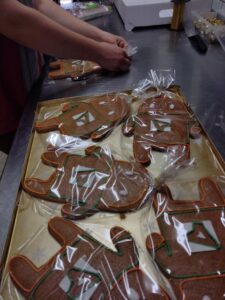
[0, 87, 224, 299]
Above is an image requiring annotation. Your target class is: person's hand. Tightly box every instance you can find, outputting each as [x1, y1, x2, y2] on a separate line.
[99, 31, 128, 48]
[95, 42, 131, 72]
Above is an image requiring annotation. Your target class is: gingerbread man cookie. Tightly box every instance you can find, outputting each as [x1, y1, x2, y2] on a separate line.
[48, 59, 101, 80]
[23, 146, 151, 219]
[146, 208, 225, 299]
[35, 94, 130, 141]
[9, 217, 170, 299]
[123, 95, 200, 165]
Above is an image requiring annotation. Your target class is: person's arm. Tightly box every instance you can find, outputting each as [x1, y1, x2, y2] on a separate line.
[32, 0, 128, 47]
[0, 0, 130, 71]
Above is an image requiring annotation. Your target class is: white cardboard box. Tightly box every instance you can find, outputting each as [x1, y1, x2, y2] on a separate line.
[114, 0, 212, 31]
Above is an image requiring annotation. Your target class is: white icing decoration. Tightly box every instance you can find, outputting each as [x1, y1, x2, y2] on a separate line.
[59, 275, 70, 293]
[108, 110, 115, 115]
[66, 246, 77, 263]
[88, 112, 95, 122]
[77, 120, 85, 126]
[72, 111, 87, 121]
[54, 254, 65, 271]
[119, 190, 128, 196]
[197, 232, 206, 239]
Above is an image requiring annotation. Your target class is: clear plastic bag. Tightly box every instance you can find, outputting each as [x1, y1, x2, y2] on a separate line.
[122, 70, 201, 181]
[132, 69, 176, 97]
[35, 92, 131, 142]
[1, 215, 176, 299]
[192, 10, 225, 47]
[144, 175, 225, 299]
[23, 144, 153, 219]
[1, 70, 225, 300]
[48, 59, 101, 80]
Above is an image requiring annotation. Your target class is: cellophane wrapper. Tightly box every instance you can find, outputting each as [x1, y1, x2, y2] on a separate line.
[1, 71, 225, 299]
[137, 70, 225, 299]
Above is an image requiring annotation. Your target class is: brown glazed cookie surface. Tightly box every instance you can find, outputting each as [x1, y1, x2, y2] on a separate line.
[146, 208, 225, 299]
[123, 95, 200, 165]
[36, 94, 130, 141]
[48, 59, 101, 80]
[23, 146, 151, 219]
[179, 275, 225, 300]
[153, 177, 225, 214]
[9, 217, 170, 299]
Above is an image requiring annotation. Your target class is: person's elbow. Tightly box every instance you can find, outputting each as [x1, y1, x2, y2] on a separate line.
[0, 2, 23, 35]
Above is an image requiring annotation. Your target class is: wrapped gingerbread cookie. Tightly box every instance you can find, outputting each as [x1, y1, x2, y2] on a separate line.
[121, 69, 201, 181]
[35, 92, 131, 142]
[48, 59, 102, 80]
[1, 214, 176, 299]
[22, 137, 154, 220]
[140, 171, 225, 299]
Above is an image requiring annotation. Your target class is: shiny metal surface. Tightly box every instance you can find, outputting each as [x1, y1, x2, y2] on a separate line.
[0, 6, 225, 265]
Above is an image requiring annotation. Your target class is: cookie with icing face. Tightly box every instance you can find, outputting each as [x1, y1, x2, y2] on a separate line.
[36, 93, 130, 141]
[123, 95, 200, 165]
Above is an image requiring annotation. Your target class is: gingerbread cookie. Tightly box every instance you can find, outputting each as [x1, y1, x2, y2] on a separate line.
[35, 94, 130, 141]
[123, 95, 200, 165]
[23, 146, 151, 218]
[146, 208, 225, 298]
[9, 217, 170, 299]
[153, 177, 225, 214]
[48, 59, 101, 80]
[179, 274, 225, 300]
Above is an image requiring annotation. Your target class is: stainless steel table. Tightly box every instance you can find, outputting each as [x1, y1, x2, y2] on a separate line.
[0, 6, 225, 268]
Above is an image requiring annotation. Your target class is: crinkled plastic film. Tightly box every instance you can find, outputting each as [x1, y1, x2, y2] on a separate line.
[23, 143, 153, 219]
[36, 92, 131, 141]
[192, 10, 225, 44]
[48, 59, 102, 80]
[1, 90, 172, 299]
[47, 45, 138, 82]
[136, 70, 225, 299]
[132, 69, 176, 97]
[143, 175, 225, 299]
[122, 70, 202, 180]
[1, 70, 225, 299]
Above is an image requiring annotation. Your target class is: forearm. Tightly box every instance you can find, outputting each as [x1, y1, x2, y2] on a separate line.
[32, 0, 105, 41]
[0, 1, 100, 60]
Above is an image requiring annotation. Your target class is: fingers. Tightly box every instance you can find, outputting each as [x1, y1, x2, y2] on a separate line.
[118, 50, 131, 71]
[119, 57, 131, 72]
[116, 38, 128, 48]
[97, 42, 131, 72]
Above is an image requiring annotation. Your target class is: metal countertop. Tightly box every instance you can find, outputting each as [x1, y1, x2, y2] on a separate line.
[0, 6, 224, 266]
